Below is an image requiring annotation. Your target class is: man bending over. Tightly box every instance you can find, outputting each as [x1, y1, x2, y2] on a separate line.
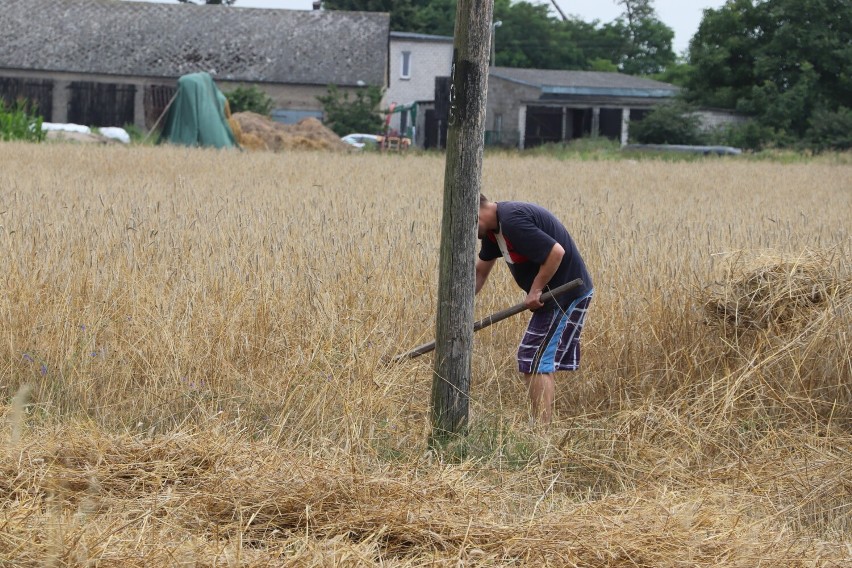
[476, 194, 594, 428]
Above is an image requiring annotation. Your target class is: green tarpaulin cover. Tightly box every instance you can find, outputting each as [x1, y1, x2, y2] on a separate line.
[158, 72, 237, 149]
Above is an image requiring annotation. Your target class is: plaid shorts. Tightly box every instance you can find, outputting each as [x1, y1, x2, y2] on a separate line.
[517, 290, 593, 374]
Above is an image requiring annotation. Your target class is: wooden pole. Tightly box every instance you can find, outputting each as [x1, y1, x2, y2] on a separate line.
[430, 0, 494, 446]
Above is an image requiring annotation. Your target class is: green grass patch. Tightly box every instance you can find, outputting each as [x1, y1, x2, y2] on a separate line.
[0, 99, 45, 142]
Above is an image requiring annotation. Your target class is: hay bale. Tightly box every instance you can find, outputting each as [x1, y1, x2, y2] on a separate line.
[230, 112, 351, 152]
[703, 249, 851, 334]
[238, 132, 268, 152]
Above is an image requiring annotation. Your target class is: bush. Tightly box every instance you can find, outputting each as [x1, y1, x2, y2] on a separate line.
[317, 84, 384, 137]
[806, 107, 852, 153]
[225, 85, 273, 116]
[630, 102, 705, 145]
[703, 121, 774, 152]
[0, 99, 45, 142]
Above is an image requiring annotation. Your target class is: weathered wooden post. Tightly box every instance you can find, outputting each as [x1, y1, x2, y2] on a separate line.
[430, 0, 494, 446]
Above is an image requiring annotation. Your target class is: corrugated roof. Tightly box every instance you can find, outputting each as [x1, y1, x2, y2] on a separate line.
[491, 67, 678, 94]
[390, 31, 453, 43]
[0, 0, 390, 86]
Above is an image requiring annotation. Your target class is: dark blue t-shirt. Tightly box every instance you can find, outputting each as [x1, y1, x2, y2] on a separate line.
[479, 201, 592, 302]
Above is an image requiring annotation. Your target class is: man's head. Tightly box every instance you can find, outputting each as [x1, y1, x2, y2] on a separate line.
[478, 193, 498, 239]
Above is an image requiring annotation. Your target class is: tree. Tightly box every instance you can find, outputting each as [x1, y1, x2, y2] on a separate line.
[806, 106, 852, 153]
[686, 0, 852, 148]
[320, 0, 671, 74]
[316, 84, 384, 136]
[320, 0, 418, 31]
[650, 60, 693, 88]
[225, 85, 273, 116]
[411, 0, 456, 36]
[610, 0, 676, 75]
[492, 0, 586, 69]
[629, 101, 705, 145]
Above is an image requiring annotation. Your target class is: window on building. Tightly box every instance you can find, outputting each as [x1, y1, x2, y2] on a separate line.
[400, 51, 411, 79]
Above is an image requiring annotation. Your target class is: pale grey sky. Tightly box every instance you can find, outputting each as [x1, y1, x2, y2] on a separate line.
[132, 0, 727, 54]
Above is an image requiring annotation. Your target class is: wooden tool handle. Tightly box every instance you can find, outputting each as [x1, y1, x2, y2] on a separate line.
[391, 278, 584, 362]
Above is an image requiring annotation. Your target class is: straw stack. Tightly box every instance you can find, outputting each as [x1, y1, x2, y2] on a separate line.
[231, 112, 351, 152]
[703, 249, 851, 335]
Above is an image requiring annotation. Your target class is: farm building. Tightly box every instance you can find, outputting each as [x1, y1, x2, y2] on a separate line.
[383, 32, 453, 146]
[0, 0, 389, 130]
[484, 68, 679, 149]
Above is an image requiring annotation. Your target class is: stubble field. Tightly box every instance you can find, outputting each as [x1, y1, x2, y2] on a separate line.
[1, 142, 850, 566]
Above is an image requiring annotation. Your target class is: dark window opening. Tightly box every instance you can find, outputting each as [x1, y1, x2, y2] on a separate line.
[68, 82, 135, 127]
[0, 77, 53, 121]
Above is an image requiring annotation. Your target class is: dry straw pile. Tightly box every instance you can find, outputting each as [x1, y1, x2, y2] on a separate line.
[704, 249, 851, 335]
[230, 112, 351, 152]
[1, 143, 850, 566]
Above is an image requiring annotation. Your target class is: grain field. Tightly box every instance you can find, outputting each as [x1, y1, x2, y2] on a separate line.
[1, 142, 850, 566]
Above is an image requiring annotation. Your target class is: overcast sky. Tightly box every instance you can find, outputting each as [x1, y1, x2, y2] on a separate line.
[132, 0, 727, 55]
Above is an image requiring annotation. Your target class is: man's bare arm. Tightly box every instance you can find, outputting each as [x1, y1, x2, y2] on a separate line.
[475, 258, 496, 294]
[526, 242, 565, 309]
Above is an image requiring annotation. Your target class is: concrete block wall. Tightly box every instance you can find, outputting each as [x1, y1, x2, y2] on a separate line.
[384, 37, 453, 133]
[485, 76, 538, 136]
[692, 109, 748, 131]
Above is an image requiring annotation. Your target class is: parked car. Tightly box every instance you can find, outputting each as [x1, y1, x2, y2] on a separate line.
[341, 133, 412, 150]
[341, 133, 382, 149]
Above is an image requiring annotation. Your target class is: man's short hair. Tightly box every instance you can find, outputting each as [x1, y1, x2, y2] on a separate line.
[479, 193, 489, 207]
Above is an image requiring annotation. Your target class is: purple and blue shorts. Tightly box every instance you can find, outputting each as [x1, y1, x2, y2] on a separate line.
[517, 290, 593, 375]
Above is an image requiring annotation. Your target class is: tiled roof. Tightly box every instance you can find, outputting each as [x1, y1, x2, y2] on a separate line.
[0, 0, 390, 86]
[491, 67, 678, 94]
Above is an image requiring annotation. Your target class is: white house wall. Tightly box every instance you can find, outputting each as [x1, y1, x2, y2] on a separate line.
[383, 37, 453, 134]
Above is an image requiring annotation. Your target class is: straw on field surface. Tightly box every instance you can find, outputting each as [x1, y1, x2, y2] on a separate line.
[1, 143, 850, 566]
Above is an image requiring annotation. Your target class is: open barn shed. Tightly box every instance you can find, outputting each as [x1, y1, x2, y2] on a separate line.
[0, 0, 389, 131]
[484, 68, 679, 149]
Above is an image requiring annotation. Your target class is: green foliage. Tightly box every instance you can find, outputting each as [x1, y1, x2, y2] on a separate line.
[121, 123, 157, 146]
[322, 0, 675, 75]
[609, 0, 676, 75]
[686, 0, 852, 149]
[316, 84, 384, 136]
[321, 0, 421, 31]
[492, 0, 585, 69]
[704, 121, 772, 152]
[650, 61, 693, 88]
[224, 85, 274, 116]
[629, 102, 705, 145]
[411, 0, 456, 36]
[0, 99, 45, 143]
[806, 106, 852, 153]
[589, 58, 620, 73]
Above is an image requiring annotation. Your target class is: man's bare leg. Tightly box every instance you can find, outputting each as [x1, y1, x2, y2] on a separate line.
[523, 372, 555, 428]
